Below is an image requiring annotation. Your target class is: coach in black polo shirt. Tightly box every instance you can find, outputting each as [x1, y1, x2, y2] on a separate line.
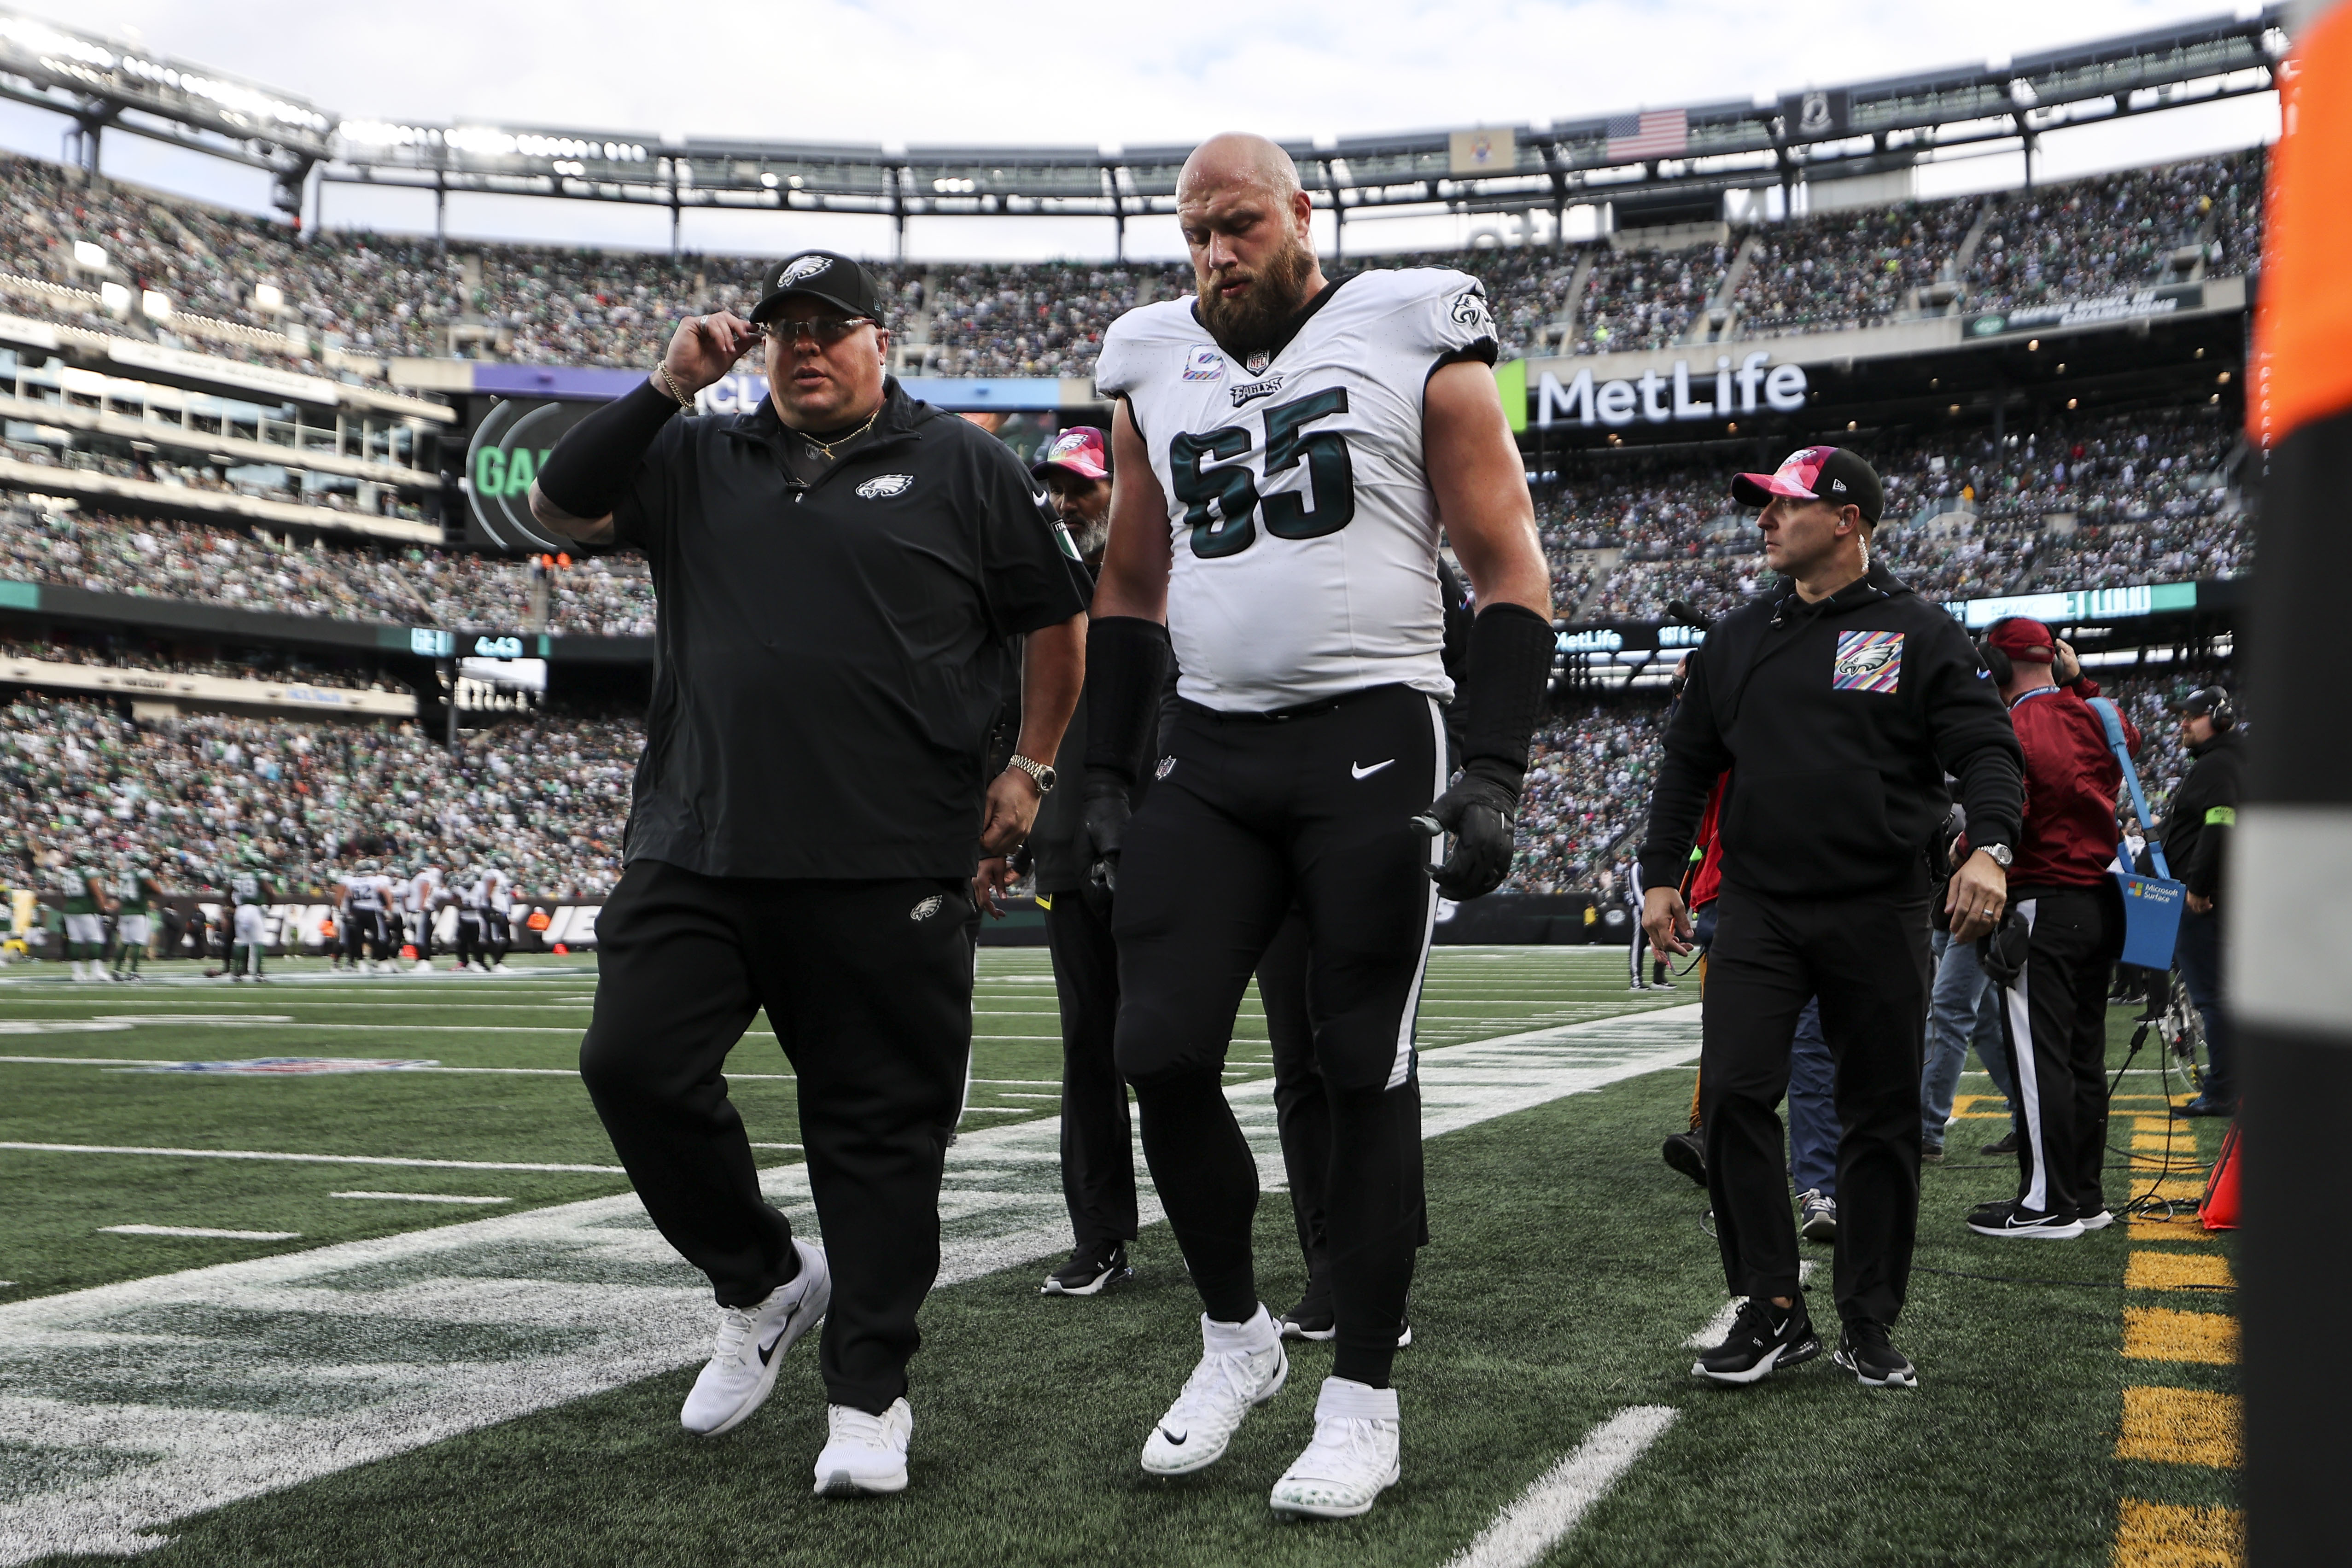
[530, 251, 1086, 1497]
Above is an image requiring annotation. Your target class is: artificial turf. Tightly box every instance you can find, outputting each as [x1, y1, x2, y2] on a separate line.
[0, 949, 2235, 1568]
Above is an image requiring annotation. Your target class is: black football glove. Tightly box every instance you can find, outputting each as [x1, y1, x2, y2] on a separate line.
[1977, 908, 2031, 990]
[1416, 758, 1521, 901]
[1079, 774, 1132, 920]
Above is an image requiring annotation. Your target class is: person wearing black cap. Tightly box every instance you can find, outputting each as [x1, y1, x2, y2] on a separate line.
[527, 250, 1089, 1495]
[2162, 686, 2243, 1117]
[974, 426, 1150, 1298]
[1638, 444, 2023, 1391]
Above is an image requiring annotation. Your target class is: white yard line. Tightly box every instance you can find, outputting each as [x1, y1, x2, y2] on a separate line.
[330, 1193, 510, 1206]
[99, 1226, 302, 1242]
[0, 1143, 624, 1174]
[0, 1004, 1701, 1563]
[1441, 1406, 1681, 1568]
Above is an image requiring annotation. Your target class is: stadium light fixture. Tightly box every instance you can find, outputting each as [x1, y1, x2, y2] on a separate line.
[2218, 370, 2232, 384]
[140, 289, 171, 321]
[253, 282, 284, 311]
[98, 280, 131, 315]
[70, 239, 106, 270]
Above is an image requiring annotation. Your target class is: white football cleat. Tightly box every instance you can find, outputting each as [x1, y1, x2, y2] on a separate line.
[813, 1397, 913, 1496]
[1140, 1306, 1288, 1476]
[679, 1239, 830, 1438]
[1269, 1376, 1402, 1520]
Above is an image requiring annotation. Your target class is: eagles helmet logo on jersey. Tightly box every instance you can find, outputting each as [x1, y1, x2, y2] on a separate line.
[856, 474, 914, 499]
[1450, 287, 1494, 338]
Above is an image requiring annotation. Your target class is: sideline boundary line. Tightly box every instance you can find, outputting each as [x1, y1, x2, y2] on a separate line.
[1441, 1406, 1681, 1568]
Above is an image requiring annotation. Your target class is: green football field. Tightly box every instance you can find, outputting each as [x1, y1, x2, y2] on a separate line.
[0, 948, 2239, 1567]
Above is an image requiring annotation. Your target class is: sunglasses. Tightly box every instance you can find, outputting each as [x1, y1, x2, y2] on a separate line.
[758, 315, 875, 346]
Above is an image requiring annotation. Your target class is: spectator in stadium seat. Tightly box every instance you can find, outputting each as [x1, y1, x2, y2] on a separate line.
[529, 251, 1087, 1497]
[1638, 445, 2023, 1391]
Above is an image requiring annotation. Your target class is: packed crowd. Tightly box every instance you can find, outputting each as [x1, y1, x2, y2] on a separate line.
[0, 635, 391, 692]
[0, 441, 430, 523]
[1504, 704, 1670, 894]
[0, 148, 2264, 384]
[0, 502, 656, 635]
[1542, 404, 2243, 624]
[0, 693, 641, 901]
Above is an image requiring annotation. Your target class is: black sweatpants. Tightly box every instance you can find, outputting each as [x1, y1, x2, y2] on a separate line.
[1997, 883, 2124, 1221]
[1043, 891, 1137, 1250]
[1700, 880, 1933, 1326]
[342, 910, 389, 964]
[1114, 682, 1442, 1389]
[453, 910, 483, 967]
[580, 857, 977, 1414]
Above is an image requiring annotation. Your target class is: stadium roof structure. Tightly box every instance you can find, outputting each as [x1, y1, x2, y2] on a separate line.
[0, 5, 2289, 252]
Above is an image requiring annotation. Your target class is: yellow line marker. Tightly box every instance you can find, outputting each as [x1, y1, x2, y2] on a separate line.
[2127, 1253, 2235, 1293]
[2131, 1133, 2186, 1152]
[2116, 1387, 2241, 1469]
[2126, 1216, 2214, 1245]
[2122, 1307, 2239, 1365]
[2112, 1498, 2243, 1568]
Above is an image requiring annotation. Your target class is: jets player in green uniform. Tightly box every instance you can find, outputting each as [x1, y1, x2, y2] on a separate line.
[227, 858, 276, 982]
[60, 862, 110, 982]
[109, 857, 165, 981]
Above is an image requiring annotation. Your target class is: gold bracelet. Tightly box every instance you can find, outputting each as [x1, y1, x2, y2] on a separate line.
[654, 365, 695, 410]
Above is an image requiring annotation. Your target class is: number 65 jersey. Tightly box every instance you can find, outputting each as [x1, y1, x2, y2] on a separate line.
[1095, 268, 1499, 713]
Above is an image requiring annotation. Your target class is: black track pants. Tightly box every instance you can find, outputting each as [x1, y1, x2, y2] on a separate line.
[1996, 884, 2123, 1221]
[1699, 880, 1933, 1326]
[580, 857, 976, 1414]
[1114, 683, 1442, 1388]
[1043, 892, 1138, 1249]
[453, 912, 482, 966]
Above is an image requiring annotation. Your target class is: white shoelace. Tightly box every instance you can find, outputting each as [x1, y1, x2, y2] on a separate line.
[1168, 1346, 1269, 1431]
[829, 1406, 894, 1448]
[1292, 1416, 1394, 1484]
[711, 1304, 758, 1364]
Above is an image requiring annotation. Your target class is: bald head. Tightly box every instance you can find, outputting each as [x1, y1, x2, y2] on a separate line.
[1178, 132, 1302, 207]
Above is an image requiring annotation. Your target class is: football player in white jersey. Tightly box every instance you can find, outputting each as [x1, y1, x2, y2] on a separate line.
[405, 860, 444, 973]
[482, 853, 516, 972]
[341, 858, 394, 973]
[1084, 134, 1555, 1520]
[450, 862, 488, 972]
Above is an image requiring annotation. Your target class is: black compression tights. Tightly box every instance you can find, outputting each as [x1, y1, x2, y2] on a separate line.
[1133, 1063, 1420, 1388]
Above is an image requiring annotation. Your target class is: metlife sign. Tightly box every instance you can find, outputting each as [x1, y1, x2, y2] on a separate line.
[1532, 353, 1809, 429]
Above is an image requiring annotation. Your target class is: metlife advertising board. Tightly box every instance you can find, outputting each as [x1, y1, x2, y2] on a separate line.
[1497, 352, 1811, 432]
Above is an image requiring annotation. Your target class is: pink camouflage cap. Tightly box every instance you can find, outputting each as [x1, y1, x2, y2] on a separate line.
[1731, 445, 1884, 523]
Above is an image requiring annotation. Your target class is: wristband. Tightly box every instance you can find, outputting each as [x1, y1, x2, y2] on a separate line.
[1082, 617, 1172, 787]
[1458, 602, 1555, 785]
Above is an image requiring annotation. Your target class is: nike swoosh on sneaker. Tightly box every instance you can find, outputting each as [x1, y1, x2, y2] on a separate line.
[758, 1329, 787, 1366]
[1159, 1428, 1187, 1446]
[1350, 759, 1395, 780]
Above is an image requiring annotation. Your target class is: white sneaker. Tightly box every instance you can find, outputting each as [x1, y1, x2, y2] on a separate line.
[813, 1398, 913, 1496]
[493, 961, 514, 974]
[679, 1240, 831, 1438]
[1270, 1377, 1402, 1520]
[1140, 1306, 1288, 1476]
[411, 960, 432, 973]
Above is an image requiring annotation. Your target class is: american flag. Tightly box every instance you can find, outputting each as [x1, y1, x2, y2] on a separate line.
[1605, 109, 1687, 160]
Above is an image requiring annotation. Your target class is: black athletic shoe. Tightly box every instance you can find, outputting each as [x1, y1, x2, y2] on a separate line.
[1040, 1240, 1132, 1296]
[1278, 1280, 1336, 1341]
[1662, 1131, 1707, 1188]
[1980, 1131, 2019, 1157]
[1693, 1296, 1820, 1385]
[2171, 1095, 2234, 1119]
[1966, 1198, 2084, 1240]
[1833, 1319, 1918, 1387]
[1921, 1142, 1945, 1166]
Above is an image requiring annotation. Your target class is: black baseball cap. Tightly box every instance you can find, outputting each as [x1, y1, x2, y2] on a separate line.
[1731, 445, 1885, 525]
[749, 251, 884, 326]
[2169, 687, 2231, 717]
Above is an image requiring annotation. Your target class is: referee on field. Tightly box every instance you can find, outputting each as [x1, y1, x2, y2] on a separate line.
[1639, 446, 2022, 1390]
[530, 251, 1086, 1496]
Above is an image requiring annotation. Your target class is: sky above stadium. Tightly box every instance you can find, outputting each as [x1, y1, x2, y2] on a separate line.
[0, 0, 2282, 260]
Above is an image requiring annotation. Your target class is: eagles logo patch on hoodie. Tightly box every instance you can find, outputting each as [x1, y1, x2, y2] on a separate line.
[1831, 630, 1903, 693]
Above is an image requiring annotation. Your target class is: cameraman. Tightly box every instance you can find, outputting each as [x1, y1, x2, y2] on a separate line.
[2163, 688, 2242, 1118]
[1961, 620, 2137, 1240]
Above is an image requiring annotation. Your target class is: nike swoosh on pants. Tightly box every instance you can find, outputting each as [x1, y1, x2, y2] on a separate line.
[1351, 760, 1395, 780]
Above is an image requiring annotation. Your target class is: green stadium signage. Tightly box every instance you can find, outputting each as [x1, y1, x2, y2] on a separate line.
[463, 397, 599, 554]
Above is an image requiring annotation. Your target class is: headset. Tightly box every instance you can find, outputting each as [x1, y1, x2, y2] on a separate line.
[2184, 685, 2237, 730]
[1976, 617, 2029, 686]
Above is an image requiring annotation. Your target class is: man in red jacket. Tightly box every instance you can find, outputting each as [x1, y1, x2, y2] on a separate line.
[1965, 618, 2139, 1240]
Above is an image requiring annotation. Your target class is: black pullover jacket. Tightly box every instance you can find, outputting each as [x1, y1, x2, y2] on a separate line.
[2160, 727, 2243, 903]
[1636, 560, 2024, 900]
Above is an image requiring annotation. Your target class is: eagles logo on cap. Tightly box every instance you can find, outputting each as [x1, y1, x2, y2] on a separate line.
[774, 254, 832, 290]
[750, 249, 884, 326]
[1731, 445, 1884, 525]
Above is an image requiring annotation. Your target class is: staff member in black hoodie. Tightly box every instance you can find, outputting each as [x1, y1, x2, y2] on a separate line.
[2162, 687, 2242, 1118]
[1639, 446, 2022, 1391]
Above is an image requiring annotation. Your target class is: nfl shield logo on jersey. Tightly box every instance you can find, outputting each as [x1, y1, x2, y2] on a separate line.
[1244, 350, 1272, 375]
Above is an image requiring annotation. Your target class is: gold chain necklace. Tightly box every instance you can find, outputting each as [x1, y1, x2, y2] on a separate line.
[799, 403, 881, 463]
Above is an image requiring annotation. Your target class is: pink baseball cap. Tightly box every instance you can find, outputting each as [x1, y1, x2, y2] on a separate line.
[1731, 445, 1883, 523]
[1032, 426, 1109, 482]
